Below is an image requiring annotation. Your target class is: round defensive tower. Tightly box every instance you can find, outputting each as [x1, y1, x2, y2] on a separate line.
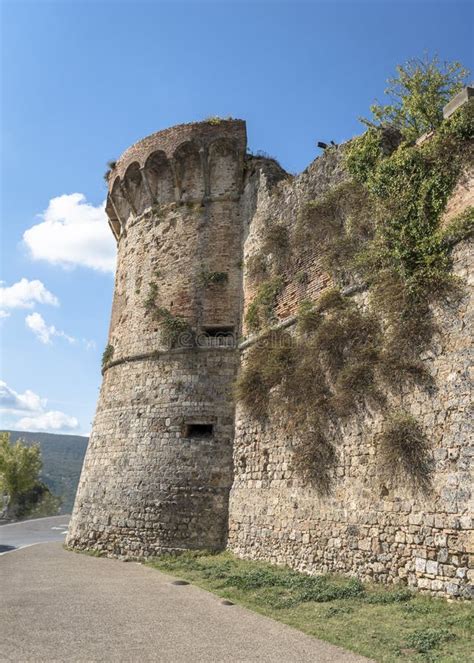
[67, 119, 247, 557]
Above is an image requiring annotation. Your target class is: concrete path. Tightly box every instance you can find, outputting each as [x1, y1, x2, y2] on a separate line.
[0, 515, 70, 553]
[0, 542, 369, 663]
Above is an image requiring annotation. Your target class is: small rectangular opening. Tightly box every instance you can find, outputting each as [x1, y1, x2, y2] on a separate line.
[202, 326, 234, 337]
[200, 326, 235, 348]
[184, 423, 214, 438]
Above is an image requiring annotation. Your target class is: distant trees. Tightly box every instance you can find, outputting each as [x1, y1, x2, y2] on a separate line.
[0, 432, 61, 520]
[364, 55, 469, 141]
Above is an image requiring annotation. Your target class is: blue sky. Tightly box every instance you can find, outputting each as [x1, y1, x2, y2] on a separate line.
[1, 0, 472, 435]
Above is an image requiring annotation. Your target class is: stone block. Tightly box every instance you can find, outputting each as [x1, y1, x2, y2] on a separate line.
[443, 86, 474, 119]
[437, 548, 449, 563]
[415, 557, 426, 573]
[425, 560, 439, 575]
[446, 582, 460, 596]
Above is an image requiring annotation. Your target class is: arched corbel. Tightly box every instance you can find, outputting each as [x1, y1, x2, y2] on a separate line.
[109, 193, 128, 237]
[120, 180, 138, 217]
[200, 146, 211, 199]
[169, 159, 181, 202]
[107, 217, 120, 242]
[139, 166, 155, 206]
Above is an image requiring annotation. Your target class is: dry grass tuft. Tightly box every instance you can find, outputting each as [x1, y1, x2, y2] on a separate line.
[292, 429, 336, 495]
[378, 412, 432, 491]
[235, 331, 295, 418]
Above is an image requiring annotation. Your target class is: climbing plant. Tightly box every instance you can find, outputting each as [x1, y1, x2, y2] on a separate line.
[143, 283, 192, 348]
[245, 276, 283, 332]
[238, 62, 472, 492]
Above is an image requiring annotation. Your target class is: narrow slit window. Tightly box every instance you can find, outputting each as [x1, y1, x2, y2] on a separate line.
[185, 423, 214, 438]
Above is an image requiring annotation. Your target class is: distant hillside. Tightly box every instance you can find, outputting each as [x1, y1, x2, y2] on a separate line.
[2, 430, 88, 514]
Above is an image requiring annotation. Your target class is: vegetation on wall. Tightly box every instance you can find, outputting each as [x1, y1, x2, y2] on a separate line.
[378, 412, 433, 492]
[245, 276, 283, 332]
[262, 223, 290, 271]
[238, 57, 472, 491]
[102, 343, 114, 368]
[143, 281, 159, 311]
[199, 269, 228, 286]
[360, 55, 468, 141]
[103, 159, 117, 182]
[235, 330, 294, 418]
[143, 282, 192, 348]
[156, 307, 193, 348]
[205, 115, 234, 125]
[245, 253, 268, 284]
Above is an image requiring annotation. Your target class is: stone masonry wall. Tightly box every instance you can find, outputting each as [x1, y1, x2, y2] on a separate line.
[67, 120, 247, 555]
[69, 351, 237, 556]
[69, 117, 472, 597]
[228, 149, 473, 599]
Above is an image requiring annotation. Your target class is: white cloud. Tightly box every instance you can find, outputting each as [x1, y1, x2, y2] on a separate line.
[0, 379, 79, 433]
[0, 381, 46, 413]
[0, 278, 59, 318]
[23, 193, 116, 273]
[25, 312, 75, 345]
[16, 411, 79, 432]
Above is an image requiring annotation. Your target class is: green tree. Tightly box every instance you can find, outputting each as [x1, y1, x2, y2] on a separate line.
[364, 55, 469, 141]
[0, 433, 62, 519]
[0, 432, 42, 499]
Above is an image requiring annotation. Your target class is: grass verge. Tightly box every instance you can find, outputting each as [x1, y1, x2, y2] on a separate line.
[148, 551, 473, 662]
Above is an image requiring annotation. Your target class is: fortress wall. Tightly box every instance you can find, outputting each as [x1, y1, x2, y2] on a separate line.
[69, 117, 472, 597]
[228, 154, 473, 599]
[240, 150, 346, 332]
[111, 119, 246, 181]
[67, 121, 246, 555]
[68, 351, 237, 556]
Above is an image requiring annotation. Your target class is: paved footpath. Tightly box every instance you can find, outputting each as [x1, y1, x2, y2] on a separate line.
[0, 540, 370, 663]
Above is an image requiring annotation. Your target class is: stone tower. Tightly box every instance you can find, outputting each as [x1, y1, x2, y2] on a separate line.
[67, 120, 247, 557]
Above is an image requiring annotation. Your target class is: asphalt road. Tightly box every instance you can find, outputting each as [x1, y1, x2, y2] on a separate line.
[0, 515, 70, 553]
[0, 541, 370, 663]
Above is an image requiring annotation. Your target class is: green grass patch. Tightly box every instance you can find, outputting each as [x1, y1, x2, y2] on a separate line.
[148, 551, 474, 662]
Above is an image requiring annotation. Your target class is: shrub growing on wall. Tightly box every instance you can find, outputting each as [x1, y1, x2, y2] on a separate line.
[102, 343, 114, 369]
[378, 412, 433, 491]
[239, 58, 472, 492]
[361, 55, 468, 141]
